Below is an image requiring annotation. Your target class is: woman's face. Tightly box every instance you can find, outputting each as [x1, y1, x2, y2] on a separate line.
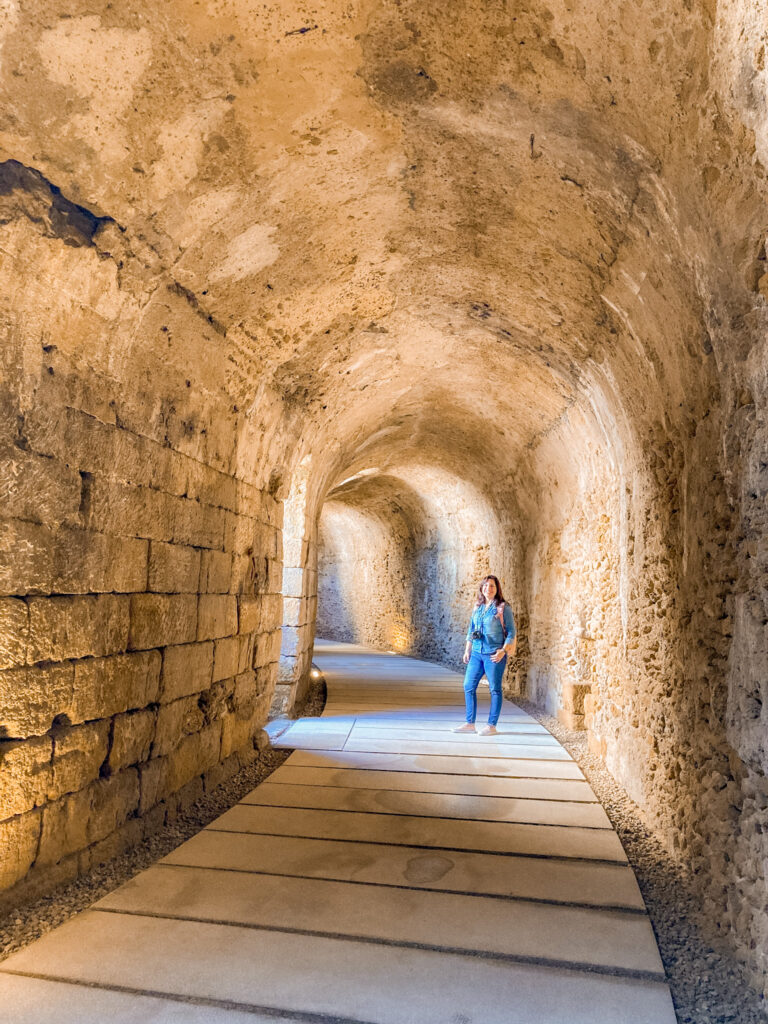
[482, 578, 497, 601]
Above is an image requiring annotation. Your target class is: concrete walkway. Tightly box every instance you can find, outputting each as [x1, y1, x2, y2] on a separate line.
[0, 640, 677, 1023]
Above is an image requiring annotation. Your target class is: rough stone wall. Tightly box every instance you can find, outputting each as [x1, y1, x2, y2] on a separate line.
[0, 211, 284, 903]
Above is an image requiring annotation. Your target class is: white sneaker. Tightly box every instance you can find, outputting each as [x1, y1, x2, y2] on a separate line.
[452, 723, 476, 733]
[478, 725, 498, 736]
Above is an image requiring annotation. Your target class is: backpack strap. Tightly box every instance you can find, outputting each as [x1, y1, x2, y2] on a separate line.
[496, 602, 507, 637]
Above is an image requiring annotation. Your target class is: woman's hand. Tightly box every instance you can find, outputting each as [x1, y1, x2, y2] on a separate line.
[463, 643, 471, 665]
[490, 649, 506, 663]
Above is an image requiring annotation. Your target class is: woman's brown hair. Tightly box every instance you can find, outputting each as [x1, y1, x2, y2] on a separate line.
[475, 575, 504, 607]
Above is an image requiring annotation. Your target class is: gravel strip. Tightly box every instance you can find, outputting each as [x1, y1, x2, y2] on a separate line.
[0, 672, 327, 964]
[516, 698, 767, 1024]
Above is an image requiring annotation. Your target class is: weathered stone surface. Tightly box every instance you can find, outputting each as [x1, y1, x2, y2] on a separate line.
[0, 598, 28, 669]
[128, 595, 197, 651]
[197, 595, 238, 642]
[0, 522, 147, 596]
[109, 709, 155, 771]
[232, 670, 257, 711]
[148, 542, 201, 594]
[558, 709, 587, 731]
[153, 696, 205, 757]
[72, 651, 161, 723]
[237, 595, 262, 634]
[282, 596, 302, 627]
[254, 629, 282, 669]
[199, 550, 232, 594]
[260, 593, 283, 631]
[50, 720, 110, 800]
[161, 642, 213, 702]
[38, 770, 139, 866]
[212, 636, 240, 683]
[0, 447, 81, 528]
[84, 478, 175, 542]
[220, 704, 261, 760]
[0, 663, 74, 738]
[28, 595, 130, 664]
[280, 625, 301, 658]
[562, 683, 592, 716]
[0, 810, 41, 889]
[139, 724, 221, 814]
[0, 736, 52, 818]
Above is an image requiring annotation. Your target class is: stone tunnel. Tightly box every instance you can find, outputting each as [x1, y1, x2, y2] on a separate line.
[0, 0, 767, 1018]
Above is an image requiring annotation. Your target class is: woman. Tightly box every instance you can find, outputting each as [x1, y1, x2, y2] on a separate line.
[453, 575, 516, 736]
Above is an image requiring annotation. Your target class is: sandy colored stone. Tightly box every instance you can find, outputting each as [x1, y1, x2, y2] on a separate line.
[237, 595, 262, 633]
[139, 724, 221, 814]
[0, 663, 75, 738]
[558, 709, 587, 731]
[0, 736, 53, 818]
[0, 0, 766, 997]
[148, 541, 201, 593]
[84, 477, 175, 542]
[28, 595, 130, 664]
[72, 651, 161, 722]
[109, 708, 155, 770]
[50, 720, 111, 800]
[128, 594, 197, 651]
[161, 641, 213, 702]
[0, 809, 41, 889]
[38, 770, 139, 866]
[562, 682, 592, 715]
[254, 630, 281, 668]
[0, 521, 147, 596]
[153, 696, 205, 757]
[172, 500, 227, 550]
[0, 447, 81, 528]
[199, 549, 232, 593]
[0, 597, 29, 669]
[212, 635, 240, 682]
[197, 594, 238, 641]
[220, 704, 261, 759]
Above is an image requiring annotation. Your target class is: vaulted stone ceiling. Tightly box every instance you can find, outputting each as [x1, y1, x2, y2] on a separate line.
[4, 0, 763, 499]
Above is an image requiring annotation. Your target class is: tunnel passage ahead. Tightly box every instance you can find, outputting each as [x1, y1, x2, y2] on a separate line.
[0, 643, 675, 1024]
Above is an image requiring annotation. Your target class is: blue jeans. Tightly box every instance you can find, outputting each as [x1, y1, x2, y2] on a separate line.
[463, 650, 506, 726]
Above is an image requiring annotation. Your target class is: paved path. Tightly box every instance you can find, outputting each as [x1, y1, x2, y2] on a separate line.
[0, 640, 677, 1023]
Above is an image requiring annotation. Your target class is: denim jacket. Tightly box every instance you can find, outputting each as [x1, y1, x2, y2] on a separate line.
[466, 602, 516, 655]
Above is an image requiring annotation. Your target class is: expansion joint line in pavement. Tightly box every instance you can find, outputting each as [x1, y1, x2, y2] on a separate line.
[204, 826, 629, 865]
[153, 860, 648, 915]
[87, 906, 668, 983]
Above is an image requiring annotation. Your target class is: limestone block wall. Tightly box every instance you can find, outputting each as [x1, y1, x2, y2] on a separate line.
[272, 457, 319, 717]
[0, 366, 284, 900]
[0, 211, 285, 902]
[273, 546, 318, 717]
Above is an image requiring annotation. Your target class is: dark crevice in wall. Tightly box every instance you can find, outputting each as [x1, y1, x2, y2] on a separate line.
[166, 281, 229, 337]
[0, 159, 117, 247]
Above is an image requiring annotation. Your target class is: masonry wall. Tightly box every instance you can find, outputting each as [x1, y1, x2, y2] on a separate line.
[0, 213, 284, 903]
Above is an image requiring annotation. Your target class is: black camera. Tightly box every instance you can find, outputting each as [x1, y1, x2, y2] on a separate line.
[471, 628, 483, 641]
